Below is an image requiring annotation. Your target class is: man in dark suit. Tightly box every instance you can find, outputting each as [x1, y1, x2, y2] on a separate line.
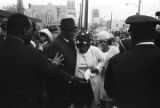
[46, 18, 78, 108]
[0, 13, 58, 108]
[104, 15, 160, 108]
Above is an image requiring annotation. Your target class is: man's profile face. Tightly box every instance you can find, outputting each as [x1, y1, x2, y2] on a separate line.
[39, 34, 48, 43]
[24, 19, 33, 44]
[64, 31, 76, 43]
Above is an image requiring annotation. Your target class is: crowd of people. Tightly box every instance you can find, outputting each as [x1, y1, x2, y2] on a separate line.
[0, 13, 160, 108]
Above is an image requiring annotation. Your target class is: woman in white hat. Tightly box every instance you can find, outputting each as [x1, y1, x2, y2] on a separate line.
[39, 28, 53, 54]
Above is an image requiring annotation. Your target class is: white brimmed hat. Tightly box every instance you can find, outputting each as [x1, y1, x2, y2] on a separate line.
[97, 30, 114, 41]
[39, 28, 53, 41]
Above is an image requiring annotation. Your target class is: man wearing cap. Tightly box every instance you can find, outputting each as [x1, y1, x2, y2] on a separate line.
[46, 18, 78, 108]
[104, 15, 160, 108]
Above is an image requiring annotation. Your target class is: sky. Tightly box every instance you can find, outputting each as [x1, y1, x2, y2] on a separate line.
[0, 0, 160, 20]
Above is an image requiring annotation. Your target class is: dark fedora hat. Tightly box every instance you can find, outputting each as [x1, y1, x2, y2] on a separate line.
[125, 15, 160, 25]
[59, 18, 76, 31]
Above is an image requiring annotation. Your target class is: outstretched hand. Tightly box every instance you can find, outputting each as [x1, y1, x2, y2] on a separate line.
[48, 53, 64, 65]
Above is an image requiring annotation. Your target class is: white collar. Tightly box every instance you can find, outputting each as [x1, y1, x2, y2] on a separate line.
[136, 42, 155, 46]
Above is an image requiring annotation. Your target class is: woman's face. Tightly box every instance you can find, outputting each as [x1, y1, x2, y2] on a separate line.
[40, 34, 48, 43]
[78, 44, 90, 54]
[100, 41, 109, 52]
[76, 40, 90, 54]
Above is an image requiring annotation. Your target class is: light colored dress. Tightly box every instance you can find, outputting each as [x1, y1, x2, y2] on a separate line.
[75, 45, 106, 105]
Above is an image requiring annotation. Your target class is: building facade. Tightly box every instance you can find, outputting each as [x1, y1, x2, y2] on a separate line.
[92, 9, 100, 24]
[67, 0, 76, 19]
[25, 3, 58, 26]
[25, 0, 76, 26]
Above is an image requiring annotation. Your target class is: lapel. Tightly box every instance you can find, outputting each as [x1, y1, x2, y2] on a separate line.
[58, 36, 76, 55]
[58, 36, 77, 66]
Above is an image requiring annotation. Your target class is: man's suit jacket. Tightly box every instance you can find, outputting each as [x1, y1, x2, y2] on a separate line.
[104, 44, 160, 108]
[46, 33, 77, 104]
[0, 37, 56, 106]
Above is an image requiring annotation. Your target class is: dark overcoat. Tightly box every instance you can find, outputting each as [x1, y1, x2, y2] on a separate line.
[0, 37, 56, 108]
[104, 44, 160, 108]
[46, 33, 77, 107]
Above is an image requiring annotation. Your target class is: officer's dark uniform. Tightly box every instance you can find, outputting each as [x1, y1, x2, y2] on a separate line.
[104, 15, 160, 108]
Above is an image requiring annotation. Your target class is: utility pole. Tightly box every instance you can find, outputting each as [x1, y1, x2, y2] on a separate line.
[137, 0, 141, 15]
[110, 12, 112, 31]
[126, 0, 141, 15]
[79, 0, 88, 30]
[84, 0, 89, 30]
[79, 0, 83, 30]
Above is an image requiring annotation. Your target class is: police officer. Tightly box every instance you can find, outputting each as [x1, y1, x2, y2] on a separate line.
[104, 15, 160, 108]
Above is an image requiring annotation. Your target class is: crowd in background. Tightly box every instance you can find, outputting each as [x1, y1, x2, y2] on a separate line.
[0, 13, 160, 108]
